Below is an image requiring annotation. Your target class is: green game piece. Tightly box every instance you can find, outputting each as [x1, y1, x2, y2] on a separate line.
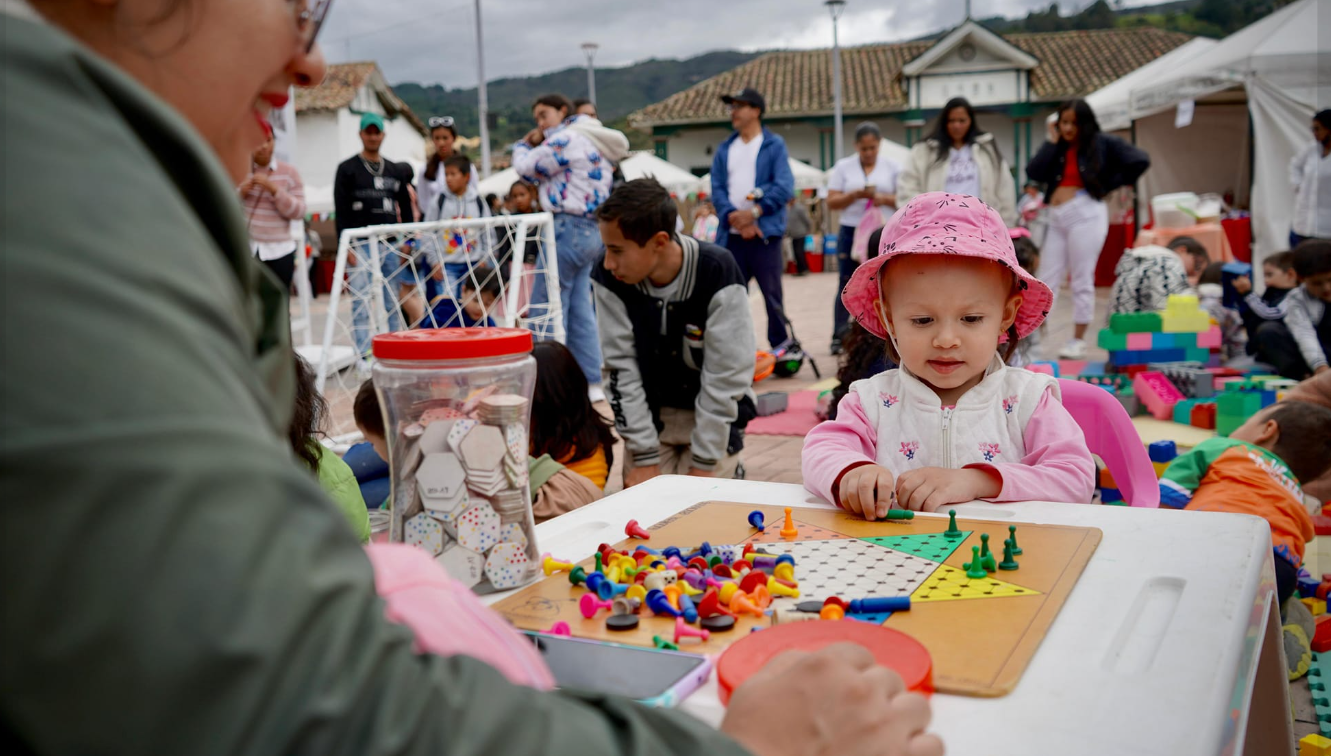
[963, 546, 987, 579]
[594, 552, 602, 574]
[944, 510, 963, 539]
[652, 635, 679, 651]
[883, 509, 915, 521]
[981, 551, 997, 573]
[568, 565, 588, 586]
[979, 533, 992, 559]
[999, 539, 1020, 571]
[1008, 526, 1022, 556]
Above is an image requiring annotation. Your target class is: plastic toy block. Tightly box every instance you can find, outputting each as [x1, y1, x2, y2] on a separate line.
[1125, 332, 1154, 350]
[1315, 617, 1331, 654]
[1114, 390, 1139, 417]
[1217, 389, 1269, 419]
[1221, 262, 1252, 308]
[1195, 326, 1222, 349]
[1161, 294, 1213, 333]
[1077, 361, 1107, 377]
[1306, 597, 1329, 616]
[755, 391, 789, 417]
[1309, 651, 1331, 736]
[1100, 487, 1123, 504]
[1109, 311, 1163, 334]
[1098, 466, 1117, 489]
[1189, 403, 1216, 430]
[1172, 398, 1201, 424]
[1027, 361, 1058, 375]
[1149, 363, 1214, 398]
[1111, 348, 1188, 367]
[1217, 414, 1245, 437]
[1184, 347, 1212, 364]
[1097, 330, 1127, 351]
[1152, 460, 1169, 478]
[1300, 733, 1331, 756]
[1133, 371, 1185, 420]
[1151, 332, 1175, 348]
[1148, 440, 1178, 463]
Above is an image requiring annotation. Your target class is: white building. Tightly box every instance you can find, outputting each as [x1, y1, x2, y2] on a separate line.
[294, 62, 428, 216]
[630, 23, 1192, 194]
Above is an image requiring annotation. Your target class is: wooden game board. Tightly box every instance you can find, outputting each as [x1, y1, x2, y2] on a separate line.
[492, 501, 1102, 697]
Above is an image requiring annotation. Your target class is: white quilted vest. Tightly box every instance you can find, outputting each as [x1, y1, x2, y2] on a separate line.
[850, 356, 1059, 475]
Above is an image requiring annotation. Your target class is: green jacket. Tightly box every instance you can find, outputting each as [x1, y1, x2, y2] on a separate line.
[313, 444, 371, 544]
[0, 11, 746, 756]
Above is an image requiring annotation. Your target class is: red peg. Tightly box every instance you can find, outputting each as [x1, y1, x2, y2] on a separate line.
[730, 592, 765, 618]
[774, 577, 799, 589]
[733, 558, 753, 572]
[689, 556, 710, 572]
[742, 543, 756, 558]
[713, 563, 733, 578]
[697, 589, 735, 618]
[823, 596, 849, 611]
[580, 593, 613, 619]
[674, 616, 711, 644]
[739, 571, 767, 594]
[625, 519, 652, 540]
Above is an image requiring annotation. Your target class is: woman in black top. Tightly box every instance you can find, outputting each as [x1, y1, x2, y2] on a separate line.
[1026, 99, 1150, 359]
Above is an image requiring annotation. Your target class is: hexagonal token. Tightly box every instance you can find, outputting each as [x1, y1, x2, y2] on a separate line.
[484, 542, 530, 589]
[447, 419, 479, 452]
[436, 544, 485, 588]
[422, 486, 469, 517]
[416, 452, 466, 499]
[455, 501, 501, 554]
[505, 424, 527, 462]
[459, 425, 506, 473]
[499, 522, 529, 550]
[405, 513, 445, 556]
[418, 420, 455, 455]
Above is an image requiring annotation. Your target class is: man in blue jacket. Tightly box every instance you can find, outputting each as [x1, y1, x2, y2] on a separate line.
[711, 88, 796, 350]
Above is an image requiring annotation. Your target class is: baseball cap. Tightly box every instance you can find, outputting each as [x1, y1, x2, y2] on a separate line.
[360, 112, 386, 132]
[721, 87, 765, 115]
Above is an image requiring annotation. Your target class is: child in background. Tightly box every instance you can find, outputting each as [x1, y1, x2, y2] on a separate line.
[1168, 235, 1210, 287]
[292, 354, 370, 542]
[1233, 251, 1298, 350]
[530, 341, 617, 490]
[691, 201, 719, 243]
[1009, 228, 1041, 367]
[803, 192, 1095, 517]
[1254, 240, 1331, 379]
[1107, 244, 1192, 315]
[426, 266, 500, 328]
[425, 154, 494, 295]
[827, 228, 895, 421]
[1197, 262, 1247, 362]
[1160, 401, 1331, 606]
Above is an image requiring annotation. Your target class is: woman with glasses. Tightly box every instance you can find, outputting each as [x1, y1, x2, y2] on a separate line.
[419, 114, 478, 220]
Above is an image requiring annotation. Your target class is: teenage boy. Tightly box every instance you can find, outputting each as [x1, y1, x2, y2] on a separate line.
[592, 179, 758, 487]
[1255, 240, 1331, 379]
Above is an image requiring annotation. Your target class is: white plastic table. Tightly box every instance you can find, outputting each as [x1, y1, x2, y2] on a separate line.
[488, 476, 1293, 756]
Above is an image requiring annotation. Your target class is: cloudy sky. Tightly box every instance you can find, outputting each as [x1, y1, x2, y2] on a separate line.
[319, 0, 1157, 87]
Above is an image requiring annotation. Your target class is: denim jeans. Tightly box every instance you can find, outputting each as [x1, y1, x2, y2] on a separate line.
[529, 213, 604, 386]
[348, 239, 404, 358]
[832, 224, 858, 342]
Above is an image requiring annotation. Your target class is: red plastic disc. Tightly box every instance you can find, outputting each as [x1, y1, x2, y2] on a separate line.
[717, 621, 933, 705]
[372, 327, 532, 361]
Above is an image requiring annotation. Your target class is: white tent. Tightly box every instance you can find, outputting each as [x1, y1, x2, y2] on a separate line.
[696, 157, 830, 196]
[1123, 0, 1329, 270]
[477, 166, 519, 199]
[1083, 38, 1218, 132]
[618, 152, 703, 195]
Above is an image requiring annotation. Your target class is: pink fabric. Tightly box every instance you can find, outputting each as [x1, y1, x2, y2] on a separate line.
[840, 192, 1054, 341]
[803, 389, 1095, 507]
[239, 160, 305, 243]
[746, 389, 821, 436]
[365, 543, 554, 690]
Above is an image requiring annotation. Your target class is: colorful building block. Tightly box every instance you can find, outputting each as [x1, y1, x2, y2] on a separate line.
[1150, 362, 1214, 398]
[1195, 326, 1222, 349]
[1133, 371, 1186, 420]
[1125, 332, 1154, 350]
[1189, 402, 1216, 430]
[1100, 487, 1123, 504]
[1109, 311, 1163, 334]
[1160, 294, 1213, 333]
[1301, 732, 1331, 756]
[1304, 597, 1328, 616]
[1097, 329, 1128, 351]
[1221, 262, 1252, 308]
[1148, 440, 1178, 463]
[1027, 361, 1059, 376]
[1114, 389, 1139, 416]
[1098, 467, 1117, 489]
[1152, 461, 1169, 478]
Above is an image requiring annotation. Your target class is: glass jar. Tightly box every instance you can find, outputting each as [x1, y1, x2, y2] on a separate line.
[372, 328, 539, 594]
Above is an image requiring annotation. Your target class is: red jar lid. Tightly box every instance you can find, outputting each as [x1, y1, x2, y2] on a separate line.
[372, 328, 533, 361]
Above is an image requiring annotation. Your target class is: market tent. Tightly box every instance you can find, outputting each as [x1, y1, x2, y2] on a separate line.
[1124, 0, 1329, 268]
[619, 152, 703, 195]
[695, 157, 830, 196]
[477, 166, 519, 199]
[1083, 37, 1218, 132]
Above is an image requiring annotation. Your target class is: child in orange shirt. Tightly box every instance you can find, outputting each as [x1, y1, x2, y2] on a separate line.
[1160, 401, 1331, 605]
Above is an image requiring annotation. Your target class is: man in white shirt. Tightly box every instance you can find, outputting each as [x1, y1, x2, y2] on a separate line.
[710, 87, 796, 350]
[1291, 110, 1331, 246]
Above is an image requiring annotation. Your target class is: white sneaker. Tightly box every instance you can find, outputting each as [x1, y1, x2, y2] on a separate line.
[588, 384, 606, 404]
[1058, 338, 1088, 360]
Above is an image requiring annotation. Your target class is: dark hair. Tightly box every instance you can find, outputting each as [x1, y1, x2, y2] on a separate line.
[509, 179, 538, 212]
[1198, 261, 1224, 286]
[353, 380, 384, 439]
[459, 265, 503, 299]
[290, 353, 328, 472]
[532, 93, 572, 118]
[595, 178, 678, 246]
[530, 342, 616, 470]
[854, 121, 882, 143]
[1293, 239, 1331, 279]
[572, 98, 596, 114]
[1316, 110, 1331, 131]
[424, 120, 459, 181]
[1168, 235, 1209, 269]
[830, 321, 893, 420]
[1058, 99, 1103, 174]
[929, 97, 986, 163]
[1265, 251, 1296, 272]
[442, 154, 471, 176]
[1261, 402, 1331, 484]
[1012, 236, 1040, 273]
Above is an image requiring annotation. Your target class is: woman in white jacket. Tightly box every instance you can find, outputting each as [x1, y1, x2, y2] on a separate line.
[896, 97, 1016, 226]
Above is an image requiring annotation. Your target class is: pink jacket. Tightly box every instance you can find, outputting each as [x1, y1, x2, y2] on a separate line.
[803, 385, 1095, 507]
[365, 544, 554, 689]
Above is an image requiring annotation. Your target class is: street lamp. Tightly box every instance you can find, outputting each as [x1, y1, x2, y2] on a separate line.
[474, 0, 490, 178]
[581, 42, 599, 106]
[826, 0, 846, 161]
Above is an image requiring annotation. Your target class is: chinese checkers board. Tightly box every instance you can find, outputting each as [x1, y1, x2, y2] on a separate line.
[492, 501, 1102, 697]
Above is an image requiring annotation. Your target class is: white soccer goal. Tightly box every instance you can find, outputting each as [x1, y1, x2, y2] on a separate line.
[302, 212, 563, 445]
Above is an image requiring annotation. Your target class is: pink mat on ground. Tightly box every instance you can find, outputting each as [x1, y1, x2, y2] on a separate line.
[747, 389, 822, 437]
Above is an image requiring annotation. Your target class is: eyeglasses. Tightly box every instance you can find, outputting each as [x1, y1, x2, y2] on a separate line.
[429, 116, 456, 129]
[293, 1, 333, 53]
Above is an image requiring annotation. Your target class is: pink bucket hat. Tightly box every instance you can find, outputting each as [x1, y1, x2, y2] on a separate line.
[841, 192, 1053, 341]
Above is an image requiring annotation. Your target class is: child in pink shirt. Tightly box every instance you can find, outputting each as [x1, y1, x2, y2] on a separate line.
[803, 192, 1095, 518]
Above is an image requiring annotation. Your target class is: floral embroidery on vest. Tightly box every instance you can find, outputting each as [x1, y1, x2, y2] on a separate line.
[900, 441, 919, 460]
[1002, 395, 1018, 414]
[979, 443, 1001, 462]
[879, 393, 898, 408]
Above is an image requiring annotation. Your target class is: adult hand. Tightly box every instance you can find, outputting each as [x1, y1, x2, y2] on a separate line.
[1047, 119, 1059, 143]
[838, 464, 895, 520]
[1317, 365, 1329, 376]
[896, 467, 1000, 512]
[624, 463, 660, 488]
[728, 210, 752, 230]
[740, 225, 761, 240]
[252, 175, 277, 195]
[721, 643, 944, 756]
[431, 264, 444, 282]
[524, 128, 544, 147]
[859, 187, 876, 200]
[237, 177, 256, 194]
[1232, 275, 1252, 295]
[687, 467, 714, 478]
[875, 192, 897, 207]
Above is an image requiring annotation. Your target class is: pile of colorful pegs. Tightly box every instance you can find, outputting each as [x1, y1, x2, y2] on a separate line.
[542, 527, 801, 645]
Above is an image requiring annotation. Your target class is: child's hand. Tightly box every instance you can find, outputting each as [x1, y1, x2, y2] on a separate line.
[839, 464, 895, 520]
[1232, 275, 1252, 294]
[896, 468, 1001, 512]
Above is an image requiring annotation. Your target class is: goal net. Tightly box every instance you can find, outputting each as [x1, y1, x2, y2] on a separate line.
[298, 212, 563, 445]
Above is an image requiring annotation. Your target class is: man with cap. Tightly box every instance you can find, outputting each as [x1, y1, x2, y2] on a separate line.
[334, 112, 418, 368]
[711, 87, 796, 350]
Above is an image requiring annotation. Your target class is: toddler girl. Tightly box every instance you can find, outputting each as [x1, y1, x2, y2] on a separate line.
[802, 192, 1095, 518]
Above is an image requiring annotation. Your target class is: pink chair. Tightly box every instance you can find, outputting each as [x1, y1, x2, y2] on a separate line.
[1058, 378, 1160, 508]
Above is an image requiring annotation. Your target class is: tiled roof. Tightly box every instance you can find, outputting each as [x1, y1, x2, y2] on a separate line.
[631, 27, 1192, 127]
[295, 61, 426, 134]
